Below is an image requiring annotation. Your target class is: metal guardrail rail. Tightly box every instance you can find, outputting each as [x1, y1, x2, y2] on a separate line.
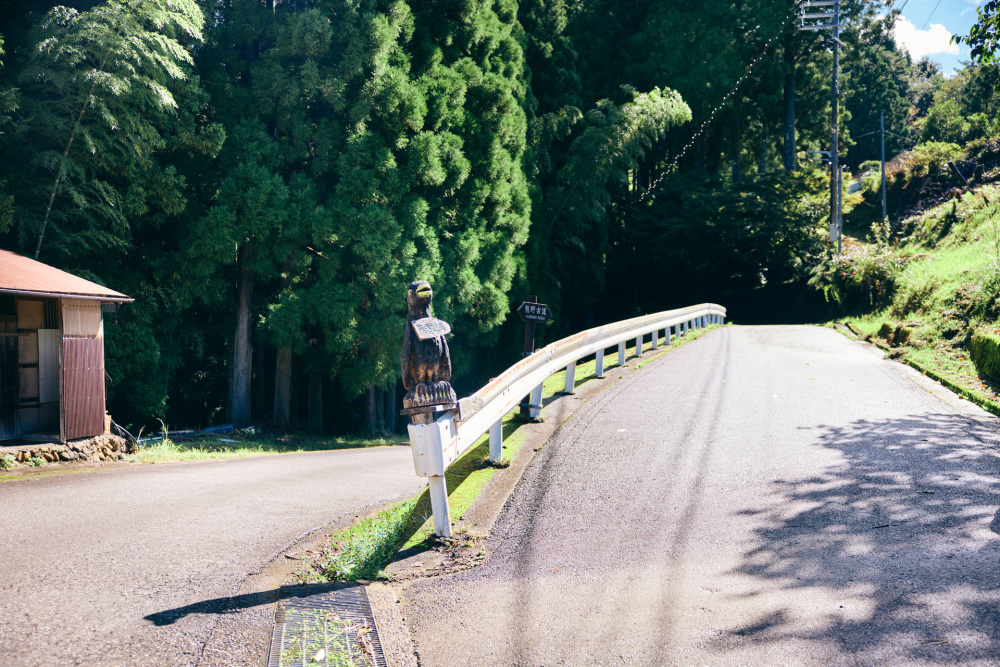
[406, 303, 726, 537]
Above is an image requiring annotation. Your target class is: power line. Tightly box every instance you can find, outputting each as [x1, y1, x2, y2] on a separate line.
[920, 0, 943, 30]
[634, 5, 802, 204]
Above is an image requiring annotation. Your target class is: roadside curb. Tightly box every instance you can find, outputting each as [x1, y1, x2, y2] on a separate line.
[903, 357, 1000, 418]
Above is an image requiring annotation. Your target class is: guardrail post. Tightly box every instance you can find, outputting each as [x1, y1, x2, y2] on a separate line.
[428, 477, 451, 537]
[634, 334, 642, 357]
[596, 349, 605, 378]
[564, 361, 576, 394]
[407, 414, 457, 538]
[666, 326, 672, 345]
[651, 329, 658, 350]
[530, 384, 543, 420]
[489, 418, 503, 463]
[618, 341, 626, 366]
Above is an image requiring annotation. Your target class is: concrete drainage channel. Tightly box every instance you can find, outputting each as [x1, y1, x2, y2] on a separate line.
[267, 583, 386, 667]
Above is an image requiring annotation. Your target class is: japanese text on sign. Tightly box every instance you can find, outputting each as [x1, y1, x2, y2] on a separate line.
[517, 301, 551, 323]
[411, 317, 452, 340]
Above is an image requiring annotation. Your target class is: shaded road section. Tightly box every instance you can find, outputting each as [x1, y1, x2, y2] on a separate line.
[0, 446, 424, 666]
[402, 325, 1000, 665]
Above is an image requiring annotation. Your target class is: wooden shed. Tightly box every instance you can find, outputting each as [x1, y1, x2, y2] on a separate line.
[0, 249, 132, 443]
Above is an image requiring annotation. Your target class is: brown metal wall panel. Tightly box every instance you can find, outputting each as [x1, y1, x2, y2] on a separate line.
[61, 337, 104, 442]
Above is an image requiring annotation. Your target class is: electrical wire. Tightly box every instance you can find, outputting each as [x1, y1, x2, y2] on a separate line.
[920, 0, 943, 30]
[634, 4, 802, 204]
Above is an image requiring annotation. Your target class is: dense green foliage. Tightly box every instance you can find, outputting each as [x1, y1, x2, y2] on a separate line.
[1, 0, 996, 433]
[970, 330, 1000, 382]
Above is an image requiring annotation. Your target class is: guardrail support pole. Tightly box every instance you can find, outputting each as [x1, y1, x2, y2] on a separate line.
[564, 361, 576, 394]
[428, 477, 451, 538]
[489, 418, 503, 463]
[666, 326, 672, 345]
[530, 384, 543, 420]
[408, 415, 456, 538]
[596, 349, 605, 378]
[634, 334, 642, 357]
[618, 341, 626, 366]
[651, 330, 658, 350]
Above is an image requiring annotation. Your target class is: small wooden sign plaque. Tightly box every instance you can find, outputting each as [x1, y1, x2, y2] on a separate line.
[411, 317, 452, 340]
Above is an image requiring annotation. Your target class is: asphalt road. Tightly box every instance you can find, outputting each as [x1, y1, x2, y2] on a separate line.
[401, 325, 1000, 666]
[0, 446, 425, 666]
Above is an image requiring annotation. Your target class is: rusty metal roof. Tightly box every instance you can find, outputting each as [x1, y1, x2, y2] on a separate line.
[0, 248, 132, 302]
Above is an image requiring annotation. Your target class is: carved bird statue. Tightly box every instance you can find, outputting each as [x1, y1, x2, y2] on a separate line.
[401, 280, 456, 408]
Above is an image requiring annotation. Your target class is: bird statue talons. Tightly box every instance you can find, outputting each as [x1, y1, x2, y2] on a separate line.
[401, 281, 457, 413]
[406, 380, 458, 409]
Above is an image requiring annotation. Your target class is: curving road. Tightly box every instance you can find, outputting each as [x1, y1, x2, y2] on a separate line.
[401, 325, 1000, 665]
[0, 446, 424, 666]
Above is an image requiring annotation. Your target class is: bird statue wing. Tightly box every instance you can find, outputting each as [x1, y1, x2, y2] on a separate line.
[401, 321, 414, 390]
[440, 334, 453, 383]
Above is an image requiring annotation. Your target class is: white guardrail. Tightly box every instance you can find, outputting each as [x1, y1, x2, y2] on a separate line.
[407, 302, 727, 537]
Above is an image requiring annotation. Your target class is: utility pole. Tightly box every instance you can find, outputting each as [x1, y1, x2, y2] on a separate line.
[880, 112, 887, 228]
[832, 5, 840, 253]
[799, 0, 844, 253]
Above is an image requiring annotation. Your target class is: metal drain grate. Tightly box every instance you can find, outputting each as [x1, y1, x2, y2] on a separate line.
[266, 583, 387, 667]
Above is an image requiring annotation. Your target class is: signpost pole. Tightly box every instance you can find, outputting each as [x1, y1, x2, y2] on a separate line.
[519, 295, 538, 420]
[515, 295, 551, 421]
[522, 295, 538, 359]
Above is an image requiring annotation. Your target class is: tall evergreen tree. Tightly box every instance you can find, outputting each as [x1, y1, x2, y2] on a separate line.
[5, 0, 203, 260]
[408, 0, 533, 375]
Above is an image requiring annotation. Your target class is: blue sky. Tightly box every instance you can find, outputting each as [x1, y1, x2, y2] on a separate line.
[889, 0, 984, 75]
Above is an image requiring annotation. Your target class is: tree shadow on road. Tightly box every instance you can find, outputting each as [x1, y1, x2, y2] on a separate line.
[144, 582, 366, 626]
[721, 412, 1000, 662]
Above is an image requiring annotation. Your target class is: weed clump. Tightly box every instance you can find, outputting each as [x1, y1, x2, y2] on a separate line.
[307, 500, 417, 582]
[0, 454, 13, 470]
[809, 243, 904, 311]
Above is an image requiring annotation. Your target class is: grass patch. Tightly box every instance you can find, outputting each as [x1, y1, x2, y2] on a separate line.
[125, 433, 402, 464]
[0, 468, 98, 483]
[278, 609, 376, 667]
[306, 499, 417, 582]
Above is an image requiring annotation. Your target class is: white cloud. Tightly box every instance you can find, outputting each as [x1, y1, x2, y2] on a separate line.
[962, 1, 986, 16]
[894, 16, 960, 60]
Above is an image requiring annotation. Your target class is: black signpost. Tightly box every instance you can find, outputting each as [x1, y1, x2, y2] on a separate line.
[516, 295, 551, 420]
[516, 295, 550, 356]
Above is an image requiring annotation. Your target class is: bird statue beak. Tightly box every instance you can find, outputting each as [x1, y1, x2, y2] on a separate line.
[416, 286, 432, 298]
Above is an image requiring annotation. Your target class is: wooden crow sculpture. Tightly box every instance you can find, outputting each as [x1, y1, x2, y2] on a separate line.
[401, 280, 457, 408]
